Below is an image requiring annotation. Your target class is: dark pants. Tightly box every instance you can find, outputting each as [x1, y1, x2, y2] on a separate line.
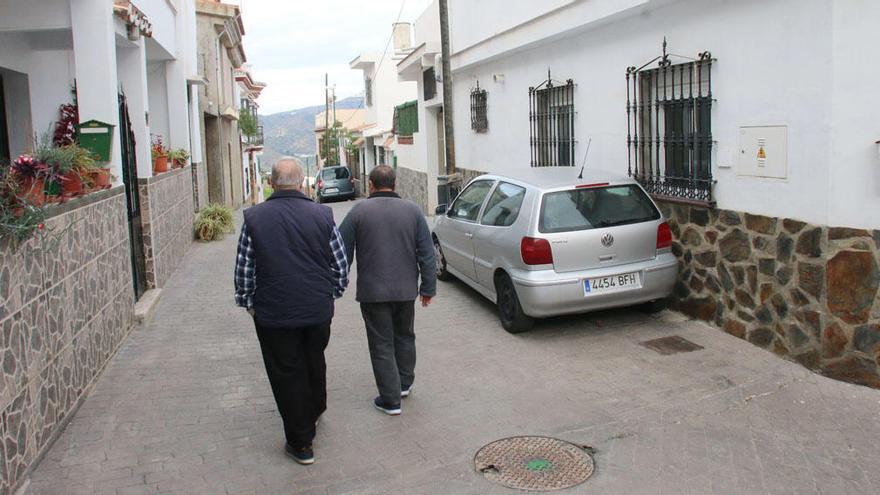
[360, 301, 416, 406]
[254, 321, 331, 449]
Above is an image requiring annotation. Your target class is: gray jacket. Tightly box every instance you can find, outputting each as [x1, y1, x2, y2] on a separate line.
[339, 192, 437, 303]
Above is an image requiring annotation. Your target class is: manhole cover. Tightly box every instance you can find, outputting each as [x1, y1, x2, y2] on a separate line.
[640, 335, 704, 355]
[474, 436, 595, 491]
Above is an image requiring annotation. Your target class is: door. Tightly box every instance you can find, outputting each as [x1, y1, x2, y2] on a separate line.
[440, 179, 494, 282]
[473, 181, 528, 288]
[119, 92, 147, 299]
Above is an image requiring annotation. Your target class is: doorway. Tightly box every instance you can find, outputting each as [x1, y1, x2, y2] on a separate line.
[0, 75, 10, 163]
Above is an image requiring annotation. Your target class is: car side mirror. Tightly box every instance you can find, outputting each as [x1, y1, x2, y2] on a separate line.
[435, 204, 448, 215]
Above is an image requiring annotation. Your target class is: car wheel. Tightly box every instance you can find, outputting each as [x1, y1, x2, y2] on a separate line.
[433, 238, 452, 282]
[495, 273, 534, 333]
[639, 298, 668, 314]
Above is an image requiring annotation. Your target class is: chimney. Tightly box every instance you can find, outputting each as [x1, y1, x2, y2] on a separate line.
[392, 22, 412, 52]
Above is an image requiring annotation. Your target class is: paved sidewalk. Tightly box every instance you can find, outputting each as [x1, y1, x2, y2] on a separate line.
[24, 200, 880, 494]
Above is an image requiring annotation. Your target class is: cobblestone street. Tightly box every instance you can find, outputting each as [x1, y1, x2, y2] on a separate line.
[24, 200, 880, 494]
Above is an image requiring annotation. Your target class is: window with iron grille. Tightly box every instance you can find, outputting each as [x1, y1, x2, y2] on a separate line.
[626, 40, 715, 206]
[529, 73, 575, 167]
[394, 100, 418, 138]
[423, 67, 436, 101]
[470, 83, 487, 133]
[365, 77, 372, 106]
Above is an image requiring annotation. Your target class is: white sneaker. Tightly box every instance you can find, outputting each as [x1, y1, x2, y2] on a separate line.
[401, 386, 413, 398]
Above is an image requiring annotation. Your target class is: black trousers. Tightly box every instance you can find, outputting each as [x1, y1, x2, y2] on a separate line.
[360, 301, 416, 406]
[254, 321, 331, 449]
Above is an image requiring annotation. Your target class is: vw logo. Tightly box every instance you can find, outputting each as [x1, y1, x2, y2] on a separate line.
[601, 232, 614, 247]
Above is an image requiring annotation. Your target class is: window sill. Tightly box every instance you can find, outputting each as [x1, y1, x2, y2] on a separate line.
[649, 194, 715, 209]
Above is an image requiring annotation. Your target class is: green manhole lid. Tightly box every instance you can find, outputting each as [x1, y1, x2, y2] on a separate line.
[475, 436, 595, 491]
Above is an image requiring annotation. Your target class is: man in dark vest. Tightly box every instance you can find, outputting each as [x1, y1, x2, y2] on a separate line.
[234, 158, 348, 465]
[339, 165, 436, 416]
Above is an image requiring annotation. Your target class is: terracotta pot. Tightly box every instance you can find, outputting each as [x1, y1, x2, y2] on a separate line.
[91, 168, 111, 188]
[61, 171, 84, 196]
[153, 156, 169, 174]
[19, 177, 45, 206]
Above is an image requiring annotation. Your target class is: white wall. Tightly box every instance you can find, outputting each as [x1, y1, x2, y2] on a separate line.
[0, 0, 71, 31]
[450, 0, 879, 229]
[138, 0, 177, 56]
[413, 0, 440, 47]
[147, 61, 170, 145]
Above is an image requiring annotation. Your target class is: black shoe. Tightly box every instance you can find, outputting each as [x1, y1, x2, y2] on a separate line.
[373, 397, 401, 415]
[285, 443, 315, 465]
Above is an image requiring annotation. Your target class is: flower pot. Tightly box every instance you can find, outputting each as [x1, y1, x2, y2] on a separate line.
[153, 156, 169, 175]
[61, 171, 84, 196]
[19, 177, 45, 206]
[173, 158, 186, 169]
[44, 179, 62, 202]
[90, 168, 112, 188]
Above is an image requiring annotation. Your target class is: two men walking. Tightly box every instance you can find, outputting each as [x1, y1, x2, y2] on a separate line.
[234, 160, 435, 464]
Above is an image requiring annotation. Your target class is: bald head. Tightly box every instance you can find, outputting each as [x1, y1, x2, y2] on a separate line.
[272, 158, 305, 190]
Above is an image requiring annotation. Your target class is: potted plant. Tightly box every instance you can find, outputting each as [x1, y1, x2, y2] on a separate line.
[152, 135, 169, 174]
[66, 143, 108, 192]
[0, 166, 48, 243]
[168, 148, 190, 169]
[33, 138, 81, 198]
[10, 154, 50, 206]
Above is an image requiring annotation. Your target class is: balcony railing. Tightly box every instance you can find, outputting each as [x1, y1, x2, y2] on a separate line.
[245, 126, 264, 147]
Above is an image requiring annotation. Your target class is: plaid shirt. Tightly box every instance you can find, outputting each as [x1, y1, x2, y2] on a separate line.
[234, 222, 349, 309]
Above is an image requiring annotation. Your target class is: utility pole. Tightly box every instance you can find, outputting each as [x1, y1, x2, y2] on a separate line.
[332, 86, 338, 166]
[324, 73, 330, 168]
[439, 0, 456, 175]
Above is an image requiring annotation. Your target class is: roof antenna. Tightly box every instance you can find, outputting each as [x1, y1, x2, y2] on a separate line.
[577, 138, 592, 180]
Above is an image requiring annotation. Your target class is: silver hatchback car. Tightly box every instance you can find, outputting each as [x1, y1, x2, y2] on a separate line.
[432, 169, 677, 333]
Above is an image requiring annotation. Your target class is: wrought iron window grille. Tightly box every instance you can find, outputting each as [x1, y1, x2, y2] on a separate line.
[529, 71, 576, 167]
[626, 38, 716, 206]
[470, 82, 488, 133]
[424, 67, 437, 101]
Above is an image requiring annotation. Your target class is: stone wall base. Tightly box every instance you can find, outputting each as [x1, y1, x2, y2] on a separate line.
[657, 200, 880, 388]
[139, 167, 196, 289]
[396, 166, 429, 214]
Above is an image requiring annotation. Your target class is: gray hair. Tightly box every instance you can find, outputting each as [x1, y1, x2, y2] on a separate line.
[271, 157, 305, 190]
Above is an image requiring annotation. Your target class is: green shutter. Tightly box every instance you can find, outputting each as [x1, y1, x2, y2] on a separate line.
[394, 100, 419, 136]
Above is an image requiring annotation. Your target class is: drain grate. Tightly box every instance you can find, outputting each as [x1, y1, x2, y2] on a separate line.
[640, 335, 704, 355]
[474, 436, 595, 491]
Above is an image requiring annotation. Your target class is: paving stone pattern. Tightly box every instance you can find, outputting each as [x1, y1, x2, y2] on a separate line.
[23, 201, 880, 494]
[138, 167, 196, 290]
[658, 201, 880, 388]
[1, 190, 135, 495]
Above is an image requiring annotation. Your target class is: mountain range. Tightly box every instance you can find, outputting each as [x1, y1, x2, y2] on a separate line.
[259, 96, 364, 169]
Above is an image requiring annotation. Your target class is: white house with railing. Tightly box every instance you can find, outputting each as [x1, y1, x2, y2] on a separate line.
[446, 0, 880, 388]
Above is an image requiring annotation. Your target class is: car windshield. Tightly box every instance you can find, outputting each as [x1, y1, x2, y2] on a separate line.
[539, 184, 660, 233]
[320, 167, 350, 180]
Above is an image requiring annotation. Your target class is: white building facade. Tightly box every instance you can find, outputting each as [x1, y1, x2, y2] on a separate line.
[350, 23, 418, 198]
[395, 0, 445, 213]
[447, 0, 880, 386]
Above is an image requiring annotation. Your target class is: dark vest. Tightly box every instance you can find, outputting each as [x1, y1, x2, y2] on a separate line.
[243, 189, 336, 328]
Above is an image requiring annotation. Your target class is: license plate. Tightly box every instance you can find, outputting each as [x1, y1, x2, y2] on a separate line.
[583, 272, 641, 296]
[324, 188, 338, 193]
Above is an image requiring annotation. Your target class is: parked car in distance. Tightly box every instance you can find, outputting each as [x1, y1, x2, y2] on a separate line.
[432, 169, 677, 333]
[316, 165, 356, 203]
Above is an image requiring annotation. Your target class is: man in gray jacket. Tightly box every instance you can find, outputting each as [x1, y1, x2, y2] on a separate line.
[339, 165, 436, 415]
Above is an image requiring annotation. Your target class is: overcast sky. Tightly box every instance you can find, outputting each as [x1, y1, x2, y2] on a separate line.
[234, 0, 431, 115]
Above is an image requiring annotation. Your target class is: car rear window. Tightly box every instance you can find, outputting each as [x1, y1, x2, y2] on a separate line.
[321, 167, 350, 180]
[539, 184, 660, 233]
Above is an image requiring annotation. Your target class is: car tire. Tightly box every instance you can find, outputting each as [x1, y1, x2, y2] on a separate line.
[433, 238, 453, 282]
[639, 298, 668, 314]
[495, 273, 534, 334]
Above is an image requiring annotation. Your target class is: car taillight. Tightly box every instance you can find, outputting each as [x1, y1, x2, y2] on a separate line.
[656, 221, 672, 251]
[521, 237, 553, 265]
